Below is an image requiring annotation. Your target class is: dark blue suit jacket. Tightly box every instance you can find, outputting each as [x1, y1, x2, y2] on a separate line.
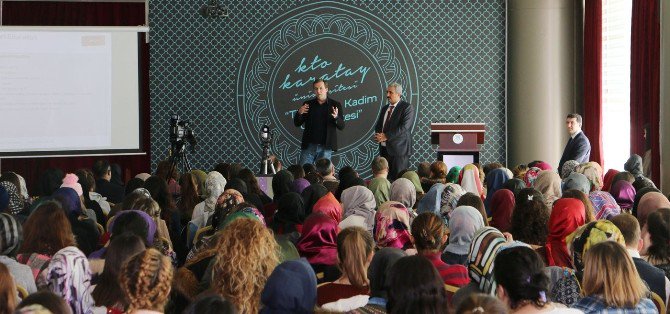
[374, 100, 415, 156]
[558, 131, 591, 173]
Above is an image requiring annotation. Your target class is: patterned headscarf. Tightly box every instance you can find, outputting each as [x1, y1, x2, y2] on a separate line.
[390, 178, 417, 209]
[560, 160, 581, 179]
[440, 183, 465, 221]
[204, 171, 227, 213]
[523, 167, 541, 188]
[533, 171, 562, 208]
[467, 227, 508, 295]
[545, 198, 585, 267]
[445, 206, 486, 255]
[460, 164, 484, 198]
[368, 177, 391, 208]
[533, 161, 552, 171]
[312, 192, 343, 223]
[610, 180, 636, 211]
[577, 162, 603, 191]
[588, 191, 621, 220]
[446, 166, 462, 184]
[296, 213, 338, 265]
[46, 246, 95, 314]
[0, 213, 22, 256]
[375, 201, 412, 250]
[0, 181, 23, 215]
[567, 220, 625, 271]
[219, 207, 265, 230]
[341, 186, 376, 234]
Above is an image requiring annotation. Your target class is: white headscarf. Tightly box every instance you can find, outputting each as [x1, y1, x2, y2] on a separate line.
[204, 171, 226, 213]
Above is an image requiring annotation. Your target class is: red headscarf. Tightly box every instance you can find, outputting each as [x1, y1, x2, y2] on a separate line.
[489, 189, 515, 232]
[602, 169, 620, 192]
[312, 192, 343, 223]
[545, 198, 585, 267]
[296, 213, 338, 265]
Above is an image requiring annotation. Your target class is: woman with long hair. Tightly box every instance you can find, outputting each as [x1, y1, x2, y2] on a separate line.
[641, 208, 670, 278]
[177, 172, 200, 225]
[495, 246, 580, 313]
[91, 233, 146, 313]
[211, 218, 279, 313]
[317, 227, 374, 310]
[0, 263, 17, 314]
[120, 248, 174, 314]
[17, 201, 77, 289]
[387, 255, 449, 314]
[144, 176, 180, 240]
[572, 241, 655, 313]
[509, 194, 550, 247]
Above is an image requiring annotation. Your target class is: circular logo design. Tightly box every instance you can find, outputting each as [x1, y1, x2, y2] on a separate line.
[237, 1, 418, 177]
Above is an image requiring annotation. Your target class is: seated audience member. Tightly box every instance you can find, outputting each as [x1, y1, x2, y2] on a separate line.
[412, 212, 470, 287]
[483, 162, 504, 176]
[46, 246, 95, 314]
[460, 164, 485, 199]
[287, 164, 306, 180]
[211, 218, 279, 313]
[291, 177, 311, 194]
[457, 293, 509, 314]
[611, 171, 636, 190]
[417, 161, 431, 178]
[495, 246, 581, 313]
[484, 168, 510, 214]
[120, 249, 173, 314]
[489, 189, 515, 233]
[266, 170, 294, 220]
[509, 189, 549, 247]
[588, 189, 621, 220]
[91, 234, 146, 313]
[368, 174, 391, 209]
[389, 178, 416, 210]
[443, 206, 486, 266]
[17, 201, 77, 289]
[0, 172, 27, 216]
[440, 183, 466, 221]
[625, 154, 646, 180]
[533, 171, 562, 209]
[523, 167, 542, 188]
[571, 241, 656, 313]
[301, 183, 328, 218]
[272, 192, 305, 237]
[35, 167, 65, 199]
[351, 248, 406, 313]
[602, 169, 620, 192]
[16, 291, 72, 314]
[0, 213, 36, 294]
[261, 259, 316, 314]
[312, 192, 343, 223]
[576, 162, 604, 192]
[0, 263, 16, 314]
[561, 189, 596, 223]
[92, 159, 124, 204]
[177, 172, 201, 225]
[189, 171, 226, 243]
[502, 178, 526, 196]
[610, 180, 636, 213]
[154, 160, 180, 197]
[340, 186, 376, 235]
[387, 255, 449, 314]
[610, 213, 669, 304]
[451, 227, 513, 309]
[417, 183, 448, 222]
[184, 293, 237, 314]
[144, 176, 180, 240]
[189, 169, 207, 197]
[93, 210, 156, 259]
[567, 220, 626, 277]
[317, 227, 373, 311]
[636, 192, 670, 228]
[446, 166, 462, 184]
[641, 208, 670, 278]
[75, 169, 108, 226]
[316, 158, 339, 194]
[401, 171, 424, 200]
[562, 172, 591, 195]
[419, 161, 448, 191]
[237, 168, 272, 205]
[375, 201, 413, 251]
[560, 160, 581, 180]
[545, 198, 586, 267]
[632, 186, 662, 217]
[529, 160, 551, 171]
[296, 212, 339, 282]
[456, 193, 489, 226]
[512, 164, 529, 180]
[336, 174, 365, 202]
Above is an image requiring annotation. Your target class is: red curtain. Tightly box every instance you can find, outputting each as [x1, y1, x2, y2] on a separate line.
[630, 0, 660, 184]
[583, 0, 603, 168]
[0, 2, 150, 193]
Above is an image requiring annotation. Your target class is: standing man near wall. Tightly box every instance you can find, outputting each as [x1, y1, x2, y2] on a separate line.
[294, 79, 345, 165]
[374, 83, 415, 180]
[558, 113, 591, 174]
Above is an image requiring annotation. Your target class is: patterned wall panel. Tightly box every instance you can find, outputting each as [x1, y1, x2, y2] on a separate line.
[149, 0, 506, 177]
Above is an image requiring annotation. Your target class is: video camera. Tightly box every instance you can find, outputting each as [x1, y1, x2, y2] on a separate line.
[169, 114, 197, 151]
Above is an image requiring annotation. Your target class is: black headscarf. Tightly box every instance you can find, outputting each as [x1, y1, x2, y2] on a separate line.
[301, 184, 328, 216]
[502, 178, 526, 197]
[272, 170, 294, 202]
[368, 248, 407, 299]
[273, 192, 305, 233]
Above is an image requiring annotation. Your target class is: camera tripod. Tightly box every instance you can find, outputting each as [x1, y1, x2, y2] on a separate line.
[169, 141, 193, 174]
[260, 140, 276, 175]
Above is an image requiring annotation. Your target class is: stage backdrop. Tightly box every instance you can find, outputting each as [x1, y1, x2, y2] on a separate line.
[149, 0, 506, 178]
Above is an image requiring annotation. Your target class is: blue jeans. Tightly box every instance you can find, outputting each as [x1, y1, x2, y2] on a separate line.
[299, 143, 332, 165]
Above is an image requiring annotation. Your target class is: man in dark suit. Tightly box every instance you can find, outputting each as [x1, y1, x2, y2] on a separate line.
[374, 83, 415, 180]
[293, 79, 345, 165]
[558, 113, 591, 174]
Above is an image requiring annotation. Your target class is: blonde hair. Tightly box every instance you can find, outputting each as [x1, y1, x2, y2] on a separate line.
[582, 241, 647, 307]
[429, 161, 448, 179]
[120, 248, 173, 312]
[211, 218, 279, 313]
[337, 227, 374, 288]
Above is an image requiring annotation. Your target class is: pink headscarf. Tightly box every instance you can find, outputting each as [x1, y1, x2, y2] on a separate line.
[375, 201, 412, 249]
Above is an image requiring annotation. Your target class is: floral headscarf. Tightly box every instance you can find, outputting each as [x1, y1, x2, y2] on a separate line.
[375, 201, 412, 249]
[523, 167, 542, 188]
[46, 246, 94, 314]
[0, 181, 23, 215]
[567, 220, 625, 271]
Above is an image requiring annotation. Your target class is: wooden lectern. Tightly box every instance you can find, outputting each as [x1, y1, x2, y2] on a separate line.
[430, 123, 486, 165]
